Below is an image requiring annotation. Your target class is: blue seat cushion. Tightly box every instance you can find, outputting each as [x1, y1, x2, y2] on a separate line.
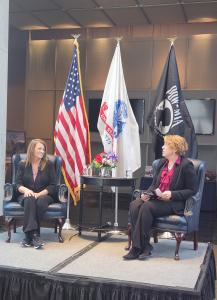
[44, 203, 67, 219]
[4, 202, 24, 217]
[153, 215, 188, 232]
[4, 201, 67, 219]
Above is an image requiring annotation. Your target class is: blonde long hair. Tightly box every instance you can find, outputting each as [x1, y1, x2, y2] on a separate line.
[25, 139, 48, 170]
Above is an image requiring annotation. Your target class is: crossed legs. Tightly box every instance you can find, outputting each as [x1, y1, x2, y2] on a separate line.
[18, 195, 53, 248]
[123, 198, 173, 259]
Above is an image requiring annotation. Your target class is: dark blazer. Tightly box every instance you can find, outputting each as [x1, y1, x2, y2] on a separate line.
[15, 160, 57, 198]
[147, 157, 198, 213]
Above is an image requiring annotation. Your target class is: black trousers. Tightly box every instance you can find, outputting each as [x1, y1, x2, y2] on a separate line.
[129, 198, 173, 250]
[18, 195, 54, 233]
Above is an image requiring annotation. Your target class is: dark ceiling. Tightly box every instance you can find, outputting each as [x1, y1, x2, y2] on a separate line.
[9, 0, 217, 31]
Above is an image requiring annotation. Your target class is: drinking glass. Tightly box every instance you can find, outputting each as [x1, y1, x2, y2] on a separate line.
[126, 169, 133, 178]
[87, 165, 92, 176]
[83, 165, 88, 175]
[145, 166, 153, 177]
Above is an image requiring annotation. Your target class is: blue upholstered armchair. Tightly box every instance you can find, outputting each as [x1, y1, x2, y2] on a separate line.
[3, 154, 67, 243]
[126, 158, 205, 260]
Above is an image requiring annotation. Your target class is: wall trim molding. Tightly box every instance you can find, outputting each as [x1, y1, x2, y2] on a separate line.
[30, 22, 217, 41]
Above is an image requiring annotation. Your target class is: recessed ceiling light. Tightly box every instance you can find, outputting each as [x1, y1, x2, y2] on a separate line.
[189, 17, 217, 23]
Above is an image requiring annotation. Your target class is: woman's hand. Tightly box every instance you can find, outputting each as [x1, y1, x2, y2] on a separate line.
[33, 190, 48, 199]
[23, 188, 35, 198]
[141, 193, 150, 202]
[33, 192, 40, 199]
[160, 190, 172, 201]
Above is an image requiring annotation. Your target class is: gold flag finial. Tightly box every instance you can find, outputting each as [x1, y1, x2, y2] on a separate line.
[168, 36, 177, 46]
[71, 34, 80, 41]
[115, 36, 123, 43]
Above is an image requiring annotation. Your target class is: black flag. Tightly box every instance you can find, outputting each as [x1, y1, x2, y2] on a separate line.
[147, 45, 198, 159]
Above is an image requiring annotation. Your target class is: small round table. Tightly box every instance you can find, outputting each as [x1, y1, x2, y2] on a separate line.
[79, 176, 137, 241]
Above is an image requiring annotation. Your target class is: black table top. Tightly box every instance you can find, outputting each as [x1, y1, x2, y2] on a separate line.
[80, 175, 137, 187]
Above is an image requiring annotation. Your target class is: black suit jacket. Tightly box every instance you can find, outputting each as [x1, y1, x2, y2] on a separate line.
[15, 160, 57, 198]
[148, 157, 198, 213]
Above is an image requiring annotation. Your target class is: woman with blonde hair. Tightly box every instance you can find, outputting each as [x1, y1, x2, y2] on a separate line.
[16, 139, 57, 249]
[123, 135, 198, 260]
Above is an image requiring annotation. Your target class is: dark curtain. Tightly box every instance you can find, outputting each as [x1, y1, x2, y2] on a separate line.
[0, 246, 215, 300]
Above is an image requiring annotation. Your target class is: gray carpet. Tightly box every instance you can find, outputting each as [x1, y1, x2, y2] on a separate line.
[0, 228, 209, 289]
[0, 228, 95, 271]
[58, 235, 208, 289]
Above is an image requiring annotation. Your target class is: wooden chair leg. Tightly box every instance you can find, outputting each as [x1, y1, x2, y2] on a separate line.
[174, 233, 185, 260]
[153, 230, 158, 243]
[54, 220, 58, 233]
[37, 227, 40, 236]
[13, 219, 17, 233]
[125, 224, 132, 250]
[193, 231, 198, 250]
[6, 218, 14, 243]
[57, 218, 64, 243]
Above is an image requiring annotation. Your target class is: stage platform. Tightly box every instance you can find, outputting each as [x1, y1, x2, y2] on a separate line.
[0, 228, 215, 300]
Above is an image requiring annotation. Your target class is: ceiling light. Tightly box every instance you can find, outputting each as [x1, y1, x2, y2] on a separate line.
[189, 17, 217, 23]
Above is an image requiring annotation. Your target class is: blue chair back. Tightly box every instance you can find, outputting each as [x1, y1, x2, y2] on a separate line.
[152, 158, 205, 233]
[3, 153, 67, 243]
[12, 154, 62, 186]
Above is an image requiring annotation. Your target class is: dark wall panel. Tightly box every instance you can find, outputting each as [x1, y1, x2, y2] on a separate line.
[28, 40, 55, 90]
[86, 39, 116, 90]
[187, 36, 217, 89]
[26, 91, 55, 140]
[7, 28, 27, 131]
[152, 38, 188, 89]
[121, 39, 153, 90]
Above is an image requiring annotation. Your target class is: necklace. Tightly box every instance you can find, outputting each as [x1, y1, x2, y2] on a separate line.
[168, 163, 174, 171]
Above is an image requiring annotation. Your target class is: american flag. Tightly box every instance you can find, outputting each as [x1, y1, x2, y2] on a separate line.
[54, 40, 91, 203]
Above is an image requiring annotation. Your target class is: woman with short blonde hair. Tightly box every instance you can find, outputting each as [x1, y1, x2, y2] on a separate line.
[124, 135, 198, 260]
[164, 135, 188, 156]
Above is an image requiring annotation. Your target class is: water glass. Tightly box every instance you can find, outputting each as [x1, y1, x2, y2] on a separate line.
[145, 166, 153, 177]
[87, 165, 92, 176]
[126, 169, 133, 178]
[83, 165, 88, 175]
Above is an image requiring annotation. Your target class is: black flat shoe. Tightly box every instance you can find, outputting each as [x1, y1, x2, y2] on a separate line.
[32, 234, 44, 249]
[138, 250, 152, 260]
[123, 247, 141, 260]
[20, 238, 33, 247]
[138, 242, 153, 260]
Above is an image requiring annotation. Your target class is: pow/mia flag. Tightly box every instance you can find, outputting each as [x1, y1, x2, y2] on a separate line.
[147, 45, 197, 159]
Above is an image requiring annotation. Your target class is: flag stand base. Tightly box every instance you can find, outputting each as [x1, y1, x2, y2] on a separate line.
[62, 219, 77, 231]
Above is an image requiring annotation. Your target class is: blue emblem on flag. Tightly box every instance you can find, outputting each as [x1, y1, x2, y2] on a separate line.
[63, 47, 81, 111]
[113, 99, 128, 138]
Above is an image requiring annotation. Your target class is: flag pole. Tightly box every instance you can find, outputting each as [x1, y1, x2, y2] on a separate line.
[62, 33, 81, 232]
[109, 36, 123, 235]
[62, 190, 77, 230]
[160, 35, 178, 240]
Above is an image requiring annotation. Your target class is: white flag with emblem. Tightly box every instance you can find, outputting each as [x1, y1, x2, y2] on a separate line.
[97, 41, 141, 177]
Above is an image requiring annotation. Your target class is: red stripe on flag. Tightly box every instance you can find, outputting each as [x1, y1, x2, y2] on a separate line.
[59, 111, 83, 175]
[54, 41, 91, 203]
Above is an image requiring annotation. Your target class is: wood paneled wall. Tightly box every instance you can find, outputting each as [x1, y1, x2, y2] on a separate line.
[7, 25, 217, 175]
